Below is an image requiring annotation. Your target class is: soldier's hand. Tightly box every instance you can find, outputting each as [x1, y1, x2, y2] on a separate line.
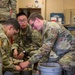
[15, 65, 21, 71]
[17, 52, 24, 59]
[19, 61, 30, 69]
[13, 49, 18, 59]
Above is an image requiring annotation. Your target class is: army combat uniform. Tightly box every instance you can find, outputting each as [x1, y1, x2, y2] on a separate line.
[29, 29, 42, 56]
[11, 24, 42, 70]
[11, 24, 42, 60]
[11, 24, 32, 56]
[0, 24, 16, 72]
[30, 29, 42, 70]
[27, 21, 75, 72]
[0, 0, 16, 21]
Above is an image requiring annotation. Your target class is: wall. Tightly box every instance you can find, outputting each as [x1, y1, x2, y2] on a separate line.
[16, 0, 75, 21]
[63, 0, 75, 10]
[63, 0, 75, 24]
[17, 0, 46, 19]
[44, 0, 75, 20]
[46, 0, 64, 20]
[17, 0, 64, 20]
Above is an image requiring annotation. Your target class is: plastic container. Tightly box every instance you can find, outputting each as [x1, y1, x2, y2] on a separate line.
[50, 13, 64, 24]
[38, 62, 62, 75]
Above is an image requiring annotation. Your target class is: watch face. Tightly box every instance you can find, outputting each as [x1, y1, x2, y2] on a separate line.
[23, 51, 25, 53]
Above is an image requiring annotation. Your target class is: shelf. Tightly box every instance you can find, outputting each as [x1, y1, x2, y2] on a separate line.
[64, 26, 75, 31]
[19, 8, 41, 18]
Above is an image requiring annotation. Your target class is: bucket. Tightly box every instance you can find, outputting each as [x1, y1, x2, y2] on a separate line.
[38, 62, 62, 75]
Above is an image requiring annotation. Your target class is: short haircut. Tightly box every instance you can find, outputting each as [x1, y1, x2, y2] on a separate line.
[16, 11, 27, 18]
[3, 18, 20, 30]
[28, 12, 43, 22]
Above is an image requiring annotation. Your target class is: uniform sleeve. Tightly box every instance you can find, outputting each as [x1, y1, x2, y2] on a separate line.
[11, 34, 19, 50]
[28, 27, 58, 64]
[0, 38, 16, 71]
[11, 24, 32, 52]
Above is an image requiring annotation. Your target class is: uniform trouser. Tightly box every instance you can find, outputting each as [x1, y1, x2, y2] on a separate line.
[4, 71, 13, 75]
[59, 50, 75, 75]
[64, 70, 75, 75]
[20, 70, 32, 75]
[4, 71, 32, 75]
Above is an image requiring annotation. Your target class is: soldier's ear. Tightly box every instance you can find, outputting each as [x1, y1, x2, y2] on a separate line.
[9, 25, 14, 30]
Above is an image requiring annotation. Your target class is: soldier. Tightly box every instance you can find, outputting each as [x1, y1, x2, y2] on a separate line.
[0, 18, 21, 75]
[19, 12, 75, 75]
[11, 12, 42, 60]
[10, 12, 33, 75]
[11, 12, 43, 75]
[11, 12, 32, 60]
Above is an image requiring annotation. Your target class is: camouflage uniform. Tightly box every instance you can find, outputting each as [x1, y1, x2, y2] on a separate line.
[11, 24, 32, 54]
[0, 0, 16, 21]
[29, 29, 42, 56]
[11, 24, 42, 61]
[28, 20, 75, 70]
[0, 24, 16, 72]
[11, 24, 42, 70]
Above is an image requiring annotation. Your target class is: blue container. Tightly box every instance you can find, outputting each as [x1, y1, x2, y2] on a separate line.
[50, 13, 64, 24]
[38, 62, 62, 75]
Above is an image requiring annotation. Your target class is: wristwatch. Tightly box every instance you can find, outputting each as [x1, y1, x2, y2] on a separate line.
[23, 51, 26, 54]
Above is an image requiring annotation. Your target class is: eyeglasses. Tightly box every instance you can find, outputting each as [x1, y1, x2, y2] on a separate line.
[30, 22, 37, 29]
[19, 19, 27, 23]
[31, 23, 34, 28]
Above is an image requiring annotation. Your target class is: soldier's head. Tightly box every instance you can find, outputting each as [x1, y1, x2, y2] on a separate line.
[16, 12, 28, 29]
[28, 12, 44, 31]
[2, 18, 20, 38]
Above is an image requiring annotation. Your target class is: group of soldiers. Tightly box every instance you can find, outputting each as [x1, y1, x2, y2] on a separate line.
[1, 11, 75, 75]
[0, 12, 42, 75]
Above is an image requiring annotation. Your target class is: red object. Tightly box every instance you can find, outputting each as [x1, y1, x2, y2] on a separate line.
[10, 38, 13, 44]
[51, 20, 57, 22]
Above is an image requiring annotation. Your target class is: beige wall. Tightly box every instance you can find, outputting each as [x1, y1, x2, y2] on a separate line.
[46, 0, 64, 20]
[17, 0, 64, 20]
[17, 0, 42, 12]
[64, 0, 75, 10]
[17, 0, 46, 18]
[63, 0, 75, 24]
[17, 0, 75, 20]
